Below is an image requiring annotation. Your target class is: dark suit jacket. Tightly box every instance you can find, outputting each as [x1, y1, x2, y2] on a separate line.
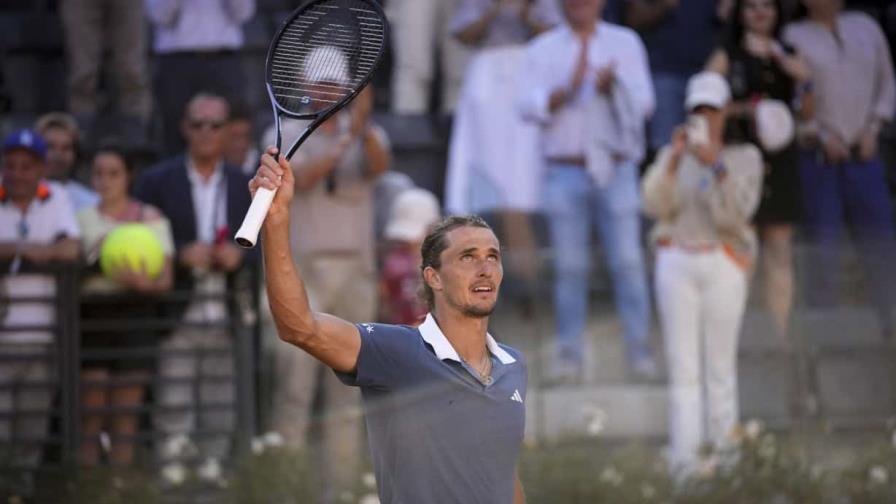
[134, 155, 256, 298]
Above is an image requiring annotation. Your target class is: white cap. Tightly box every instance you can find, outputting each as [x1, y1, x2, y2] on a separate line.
[303, 45, 350, 85]
[685, 71, 731, 111]
[384, 188, 441, 242]
[754, 98, 795, 153]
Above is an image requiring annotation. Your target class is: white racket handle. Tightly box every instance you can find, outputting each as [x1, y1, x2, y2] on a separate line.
[234, 186, 277, 248]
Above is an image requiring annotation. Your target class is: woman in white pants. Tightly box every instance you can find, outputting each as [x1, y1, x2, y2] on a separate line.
[642, 72, 764, 472]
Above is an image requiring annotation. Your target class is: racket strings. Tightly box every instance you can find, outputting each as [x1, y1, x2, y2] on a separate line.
[269, 0, 386, 114]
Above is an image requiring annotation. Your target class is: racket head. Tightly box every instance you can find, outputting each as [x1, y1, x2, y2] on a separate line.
[265, 0, 388, 122]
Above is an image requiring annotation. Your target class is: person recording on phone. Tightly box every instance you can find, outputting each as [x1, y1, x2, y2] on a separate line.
[642, 71, 763, 473]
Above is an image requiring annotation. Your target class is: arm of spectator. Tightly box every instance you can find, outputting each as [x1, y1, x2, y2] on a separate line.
[771, 44, 811, 84]
[519, 35, 585, 123]
[621, 31, 656, 119]
[214, 244, 245, 272]
[703, 145, 763, 230]
[19, 238, 81, 264]
[705, 48, 729, 75]
[113, 256, 174, 293]
[642, 144, 682, 219]
[223, 0, 256, 24]
[179, 241, 214, 270]
[363, 124, 391, 180]
[292, 138, 350, 191]
[624, 0, 677, 32]
[254, 148, 362, 373]
[145, 0, 182, 26]
[452, 0, 503, 46]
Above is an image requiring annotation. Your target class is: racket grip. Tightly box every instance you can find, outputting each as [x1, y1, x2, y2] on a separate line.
[234, 187, 277, 248]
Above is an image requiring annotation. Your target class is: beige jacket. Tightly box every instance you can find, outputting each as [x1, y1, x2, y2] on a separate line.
[642, 144, 764, 266]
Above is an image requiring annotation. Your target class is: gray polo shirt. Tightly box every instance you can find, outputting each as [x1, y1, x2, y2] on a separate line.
[337, 313, 527, 504]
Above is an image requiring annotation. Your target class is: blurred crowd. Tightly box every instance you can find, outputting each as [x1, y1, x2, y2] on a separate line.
[1, 0, 895, 500]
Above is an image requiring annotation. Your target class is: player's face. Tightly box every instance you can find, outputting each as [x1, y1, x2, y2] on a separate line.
[562, 0, 604, 27]
[91, 152, 130, 203]
[432, 226, 503, 318]
[183, 98, 229, 160]
[1, 149, 45, 202]
[742, 0, 777, 36]
[43, 127, 76, 180]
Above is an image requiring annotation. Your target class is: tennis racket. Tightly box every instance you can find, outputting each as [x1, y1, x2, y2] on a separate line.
[234, 0, 388, 248]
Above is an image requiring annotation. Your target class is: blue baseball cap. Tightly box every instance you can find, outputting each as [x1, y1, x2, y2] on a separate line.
[3, 129, 47, 160]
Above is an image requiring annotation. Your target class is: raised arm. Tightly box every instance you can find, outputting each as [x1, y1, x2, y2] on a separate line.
[252, 147, 362, 373]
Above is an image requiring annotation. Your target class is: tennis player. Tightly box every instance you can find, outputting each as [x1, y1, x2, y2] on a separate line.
[251, 149, 527, 504]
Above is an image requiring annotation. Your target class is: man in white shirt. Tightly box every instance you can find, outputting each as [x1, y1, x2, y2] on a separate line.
[145, 0, 256, 155]
[519, 0, 656, 381]
[0, 129, 80, 496]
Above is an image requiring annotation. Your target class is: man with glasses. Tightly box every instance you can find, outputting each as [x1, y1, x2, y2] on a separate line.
[0, 129, 80, 496]
[135, 93, 253, 472]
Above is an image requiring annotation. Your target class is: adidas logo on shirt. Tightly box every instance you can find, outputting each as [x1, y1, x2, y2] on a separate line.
[510, 390, 523, 403]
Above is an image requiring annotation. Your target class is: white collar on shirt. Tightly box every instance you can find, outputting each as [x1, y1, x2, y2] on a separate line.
[418, 313, 516, 365]
[186, 157, 224, 188]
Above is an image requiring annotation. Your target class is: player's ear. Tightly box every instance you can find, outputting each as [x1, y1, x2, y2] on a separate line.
[423, 266, 442, 292]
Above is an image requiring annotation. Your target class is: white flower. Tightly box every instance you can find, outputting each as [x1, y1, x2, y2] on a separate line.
[198, 457, 222, 482]
[362, 472, 377, 489]
[599, 466, 624, 486]
[583, 404, 608, 437]
[162, 434, 191, 459]
[161, 462, 187, 486]
[745, 419, 764, 441]
[869, 465, 889, 485]
[263, 431, 285, 448]
[358, 494, 380, 504]
[251, 438, 265, 455]
[640, 482, 656, 499]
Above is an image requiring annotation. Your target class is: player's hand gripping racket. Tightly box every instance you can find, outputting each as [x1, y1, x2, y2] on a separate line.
[234, 0, 388, 248]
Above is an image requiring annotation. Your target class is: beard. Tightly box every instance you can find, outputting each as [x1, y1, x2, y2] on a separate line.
[461, 302, 496, 318]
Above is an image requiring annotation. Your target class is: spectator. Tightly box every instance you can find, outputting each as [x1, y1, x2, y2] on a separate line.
[146, 0, 256, 156]
[642, 72, 763, 472]
[705, 0, 810, 342]
[450, 0, 563, 48]
[784, 0, 896, 338]
[224, 99, 260, 176]
[624, 0, 726, 153]
[379, 188, 441, 325]
[0, 130, 80, 496]
[519, 0, 657, 382]
[60, 0, 151, 144]
[35, 112, 99, 211]
[77, 143, 175, 466]
[388, 0, 470, 113]
[134, 93, 253, 468]
[265, 76, 390, 499]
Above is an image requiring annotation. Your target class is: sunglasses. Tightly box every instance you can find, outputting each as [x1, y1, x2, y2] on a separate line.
[187, 119, 226, 131]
